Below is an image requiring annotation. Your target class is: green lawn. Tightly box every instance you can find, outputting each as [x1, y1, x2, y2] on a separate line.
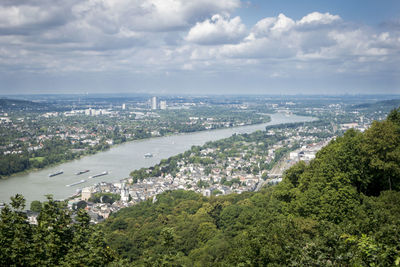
[29, 157, 45, 163]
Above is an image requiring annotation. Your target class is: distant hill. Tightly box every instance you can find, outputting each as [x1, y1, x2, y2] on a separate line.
[351, 98, 400, 110]
[102, 107, 400, 266]
[0, 98, 45, 110]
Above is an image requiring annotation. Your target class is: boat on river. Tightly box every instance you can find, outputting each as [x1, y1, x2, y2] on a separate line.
[66, 179, 86, 187]
[75, 170, 90, 175]
[49, 170, 63, 177]
[88, 171, 108, 179]
[0, 113, 315, 205]
[144, 153, 153, 158]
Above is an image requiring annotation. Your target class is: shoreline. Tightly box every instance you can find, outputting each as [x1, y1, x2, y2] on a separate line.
[0, 113, 317, 206]
[0, 117, 272, 180]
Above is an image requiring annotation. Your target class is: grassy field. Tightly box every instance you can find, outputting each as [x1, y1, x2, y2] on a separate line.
[29, 157, 45, 163]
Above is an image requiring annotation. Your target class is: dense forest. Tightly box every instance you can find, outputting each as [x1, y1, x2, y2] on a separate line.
[103, 107, 400, 266]
[0, 108, 399, 266]
[0, 195, 117, 266]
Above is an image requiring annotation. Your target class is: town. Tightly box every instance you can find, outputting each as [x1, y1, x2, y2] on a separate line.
[0, 95, 272, 177]
[66, 114, 373, 223]
[3, 95, 399, 224]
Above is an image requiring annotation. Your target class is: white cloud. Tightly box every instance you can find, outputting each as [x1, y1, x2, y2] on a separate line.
[186, 14, 246, 45]
[271, 13, 295, 33]
[252, 13, 295, 37]
[0, 6, 44, 28]
[327, 30, 389, 57]
[0, 1, 71, 35]
[252, 17, 277, 37]
[297, 12, 341, 26]
[216, 12, 397, 64]
[71, 0, 240, 33]
[0, 1, 398, 94]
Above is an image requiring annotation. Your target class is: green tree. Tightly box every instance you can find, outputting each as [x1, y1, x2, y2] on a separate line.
[99, 110, 400, 266]
[62, 209, 116, 266]
[76, 200, 87, 210]
[0, 195, 118, 266]
[0, 194, 34, 266]
[362, 118, 400, 194]
[387, 107, 400, 125]
[30, 200, 42, 212]
[283, 160, 306, 187]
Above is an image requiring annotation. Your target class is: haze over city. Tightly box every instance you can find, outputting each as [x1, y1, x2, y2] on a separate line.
[0, 0, 399, 95]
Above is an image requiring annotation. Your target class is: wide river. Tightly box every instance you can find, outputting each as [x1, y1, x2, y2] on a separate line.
[0, 113, 315, 205]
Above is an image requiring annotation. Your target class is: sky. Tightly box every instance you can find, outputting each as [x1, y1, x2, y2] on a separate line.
[0, 0, 400, 95]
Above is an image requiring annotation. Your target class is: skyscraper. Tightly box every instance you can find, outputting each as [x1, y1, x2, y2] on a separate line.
[151, 96, 157, 109]
[160, 100, 167, 110]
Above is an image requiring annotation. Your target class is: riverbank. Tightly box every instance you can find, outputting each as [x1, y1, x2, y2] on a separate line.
[0, 117, 272, 180]
[0, 113, 314, 205]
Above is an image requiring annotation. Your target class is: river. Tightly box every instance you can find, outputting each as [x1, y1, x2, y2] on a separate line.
[0, 113, 316, 205]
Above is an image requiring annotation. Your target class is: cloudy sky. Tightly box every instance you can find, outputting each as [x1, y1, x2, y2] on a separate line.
[1, 0, 400, 95]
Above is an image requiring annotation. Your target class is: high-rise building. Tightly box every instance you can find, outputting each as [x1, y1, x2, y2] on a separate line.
[122, 103, 126, 110]
[160, 100, 167, 110]
[151, 96, 157, 109]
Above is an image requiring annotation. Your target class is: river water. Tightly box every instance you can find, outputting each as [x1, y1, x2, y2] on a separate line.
[0, 113, 315, 205]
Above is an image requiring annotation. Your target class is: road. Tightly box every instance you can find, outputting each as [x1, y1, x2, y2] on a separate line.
[255, 154, 290, 191]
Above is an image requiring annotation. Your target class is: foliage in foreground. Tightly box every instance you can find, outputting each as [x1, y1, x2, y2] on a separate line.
[103, 107, 400, 266]
[1, 108, 399, 266]
[0, 195, 117, 266]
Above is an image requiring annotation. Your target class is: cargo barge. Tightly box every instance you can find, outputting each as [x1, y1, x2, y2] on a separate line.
[88, 171, 108, 179]
[66, 179, 86, 187]
[75, 170, 90, 175]
[49, 170, 63, 177]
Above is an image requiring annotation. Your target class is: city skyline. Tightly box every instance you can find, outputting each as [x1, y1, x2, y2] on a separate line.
[0, 0, 399, 95]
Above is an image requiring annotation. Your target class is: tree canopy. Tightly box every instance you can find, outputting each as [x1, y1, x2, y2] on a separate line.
[2, 107, 399, 266]
[0, 195, 117, 266]
[102, 107, 400, 266]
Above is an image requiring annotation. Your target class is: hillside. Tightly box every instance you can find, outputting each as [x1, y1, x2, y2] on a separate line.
[103, 107, 400, 266]
[0, 108, 399, 266]
[0, 98, 45, 110]
[351, 98, 400, 111]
